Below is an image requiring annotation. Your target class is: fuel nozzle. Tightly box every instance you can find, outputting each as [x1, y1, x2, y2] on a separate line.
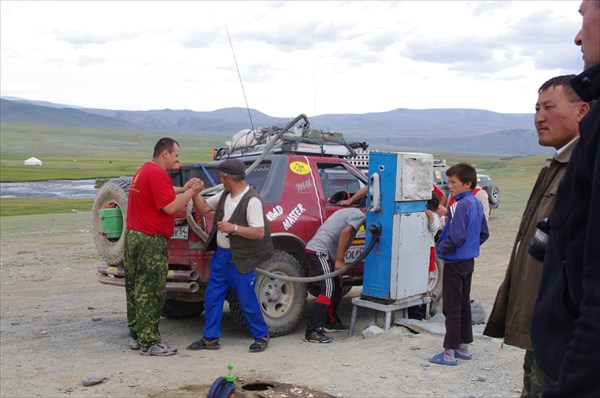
[368, 223, 382, 233]
[368, 223, 382, 242]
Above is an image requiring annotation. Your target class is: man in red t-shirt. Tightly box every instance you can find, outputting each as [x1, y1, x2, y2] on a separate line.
[125, 137, 203, 356]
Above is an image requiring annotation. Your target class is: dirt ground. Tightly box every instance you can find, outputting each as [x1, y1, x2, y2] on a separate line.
[0, 209, 525, 398]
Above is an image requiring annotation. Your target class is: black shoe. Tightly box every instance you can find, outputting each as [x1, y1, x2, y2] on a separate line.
[323, 322, 349, 333]
[304, 329, 332, 343]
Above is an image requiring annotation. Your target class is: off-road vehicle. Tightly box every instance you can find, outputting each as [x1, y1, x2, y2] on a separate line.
[92, 115, 374, 336]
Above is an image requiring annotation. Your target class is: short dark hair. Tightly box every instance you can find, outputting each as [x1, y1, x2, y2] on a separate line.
[538, 75, 583, 103]
[153, 137, 179, 158]
[446, 163, 477, 189]
[427, 194, 440, 211]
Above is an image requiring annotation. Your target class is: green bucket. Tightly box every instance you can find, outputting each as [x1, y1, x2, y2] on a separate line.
[99, 208, 123, 239]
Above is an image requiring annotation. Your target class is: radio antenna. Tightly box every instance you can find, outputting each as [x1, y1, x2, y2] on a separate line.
[225, 24, 254, 130]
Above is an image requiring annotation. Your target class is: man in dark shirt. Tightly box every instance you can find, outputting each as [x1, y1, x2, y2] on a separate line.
[531, 1, 600, 396]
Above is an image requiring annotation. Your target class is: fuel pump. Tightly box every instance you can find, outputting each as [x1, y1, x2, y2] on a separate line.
[348, 151, 433, 334]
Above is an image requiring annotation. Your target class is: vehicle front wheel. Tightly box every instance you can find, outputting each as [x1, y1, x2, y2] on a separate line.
[229, 250, 307, 337]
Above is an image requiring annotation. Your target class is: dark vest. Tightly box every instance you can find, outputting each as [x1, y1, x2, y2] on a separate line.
[208, 188, 274, 273]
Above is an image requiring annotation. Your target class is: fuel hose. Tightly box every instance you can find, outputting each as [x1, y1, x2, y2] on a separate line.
[255, 223, 381, 283]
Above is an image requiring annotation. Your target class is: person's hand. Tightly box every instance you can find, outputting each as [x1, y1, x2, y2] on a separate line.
[425, 209, 434, 222]
[183, 178, 198, 190]
[217, 220, 235, 234]
[334, 259, 346, 272]
[338, 199, 352, 206]
[185, 178, 204, 194]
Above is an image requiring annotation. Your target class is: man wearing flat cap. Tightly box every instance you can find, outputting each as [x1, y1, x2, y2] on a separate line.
[188, 158, 274, 352]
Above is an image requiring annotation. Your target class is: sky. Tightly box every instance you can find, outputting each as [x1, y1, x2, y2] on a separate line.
[0, 1, 586, 118]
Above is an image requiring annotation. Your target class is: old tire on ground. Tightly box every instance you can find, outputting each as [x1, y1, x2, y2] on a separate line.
[428, 257, 444, 304]
[229, 250, 307, 337]
[91, 178, 131, 266]
[161, 300, 204, 319]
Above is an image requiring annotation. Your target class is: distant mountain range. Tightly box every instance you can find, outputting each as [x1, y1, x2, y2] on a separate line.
[0, 97, 546, 156]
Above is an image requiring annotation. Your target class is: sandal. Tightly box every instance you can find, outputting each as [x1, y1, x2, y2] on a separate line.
[429, 352, 458, 366]
[187, 338, 220, 350]
[249, 337, 269, 353]
[455, 350, 472, 360]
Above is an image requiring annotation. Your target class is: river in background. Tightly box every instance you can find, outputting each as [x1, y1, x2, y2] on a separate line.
[0, 179, 98, 199]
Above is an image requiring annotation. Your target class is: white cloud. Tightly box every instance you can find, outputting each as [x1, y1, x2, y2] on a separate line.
[0, 0, 584, 117]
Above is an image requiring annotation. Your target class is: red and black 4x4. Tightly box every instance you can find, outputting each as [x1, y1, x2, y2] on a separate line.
[92, 116, 369, 336]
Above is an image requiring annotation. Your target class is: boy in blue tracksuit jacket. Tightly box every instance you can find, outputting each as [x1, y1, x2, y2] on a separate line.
[431, 163, 489, 366]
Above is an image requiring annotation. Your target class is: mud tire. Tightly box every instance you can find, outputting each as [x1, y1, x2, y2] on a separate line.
[91, 178, 131, 266]
[229, 250, 307, 337]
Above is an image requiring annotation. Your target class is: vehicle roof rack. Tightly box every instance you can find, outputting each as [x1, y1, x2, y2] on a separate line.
[212, 120, 368, 160]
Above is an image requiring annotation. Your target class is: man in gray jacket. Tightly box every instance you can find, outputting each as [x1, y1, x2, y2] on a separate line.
[484, 75, 589, 397]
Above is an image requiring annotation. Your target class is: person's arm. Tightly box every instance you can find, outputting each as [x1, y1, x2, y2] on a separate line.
[436, 201, 468, 255]
[192, 192, 213, 214]
[548, 144, 600, 397]
[433, 185, 447, 207]
[173, 178, 201, 194]
[162, 183, 203, 214]
[480, 215, 489, 245]
[475, 189, 490, 221]
[334, 224, 356, 271]
[425, 209, 434, 224]
[436, 205, 448, 217]
[339, 186, 367, 206]
[217, 221, 265, 240]
[428, 211, 441, 234]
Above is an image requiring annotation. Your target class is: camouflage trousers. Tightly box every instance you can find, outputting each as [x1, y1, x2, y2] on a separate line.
[521, 350, 556, 398]
[124, 229, 168, 348]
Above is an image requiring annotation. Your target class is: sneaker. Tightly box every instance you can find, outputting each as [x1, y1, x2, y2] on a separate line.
[129, 337, 140, 350]
[140, 342, 177, 356]
[304, 329, 332, 343]
[323, 322, 349, 333]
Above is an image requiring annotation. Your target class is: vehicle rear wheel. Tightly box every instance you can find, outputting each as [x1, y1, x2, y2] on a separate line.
[91, 178, 131, 266]
[228, 250, 307, 337]
[161, 299, 204, 319]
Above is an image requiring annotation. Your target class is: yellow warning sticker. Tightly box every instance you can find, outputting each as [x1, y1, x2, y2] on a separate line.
[289, 161, 311, 175]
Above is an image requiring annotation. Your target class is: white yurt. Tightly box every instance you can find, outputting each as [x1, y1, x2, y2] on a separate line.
[24, 157, 42, 166]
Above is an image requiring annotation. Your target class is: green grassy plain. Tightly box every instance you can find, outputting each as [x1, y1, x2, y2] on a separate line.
[0, 198, 94, 217]
[443, 153, 546, 211]
[1, 156, 144, 182]
[0, 123, 224, 215]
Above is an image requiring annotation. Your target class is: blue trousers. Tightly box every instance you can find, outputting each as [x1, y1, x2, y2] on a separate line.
[202, 247, 268, 339]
